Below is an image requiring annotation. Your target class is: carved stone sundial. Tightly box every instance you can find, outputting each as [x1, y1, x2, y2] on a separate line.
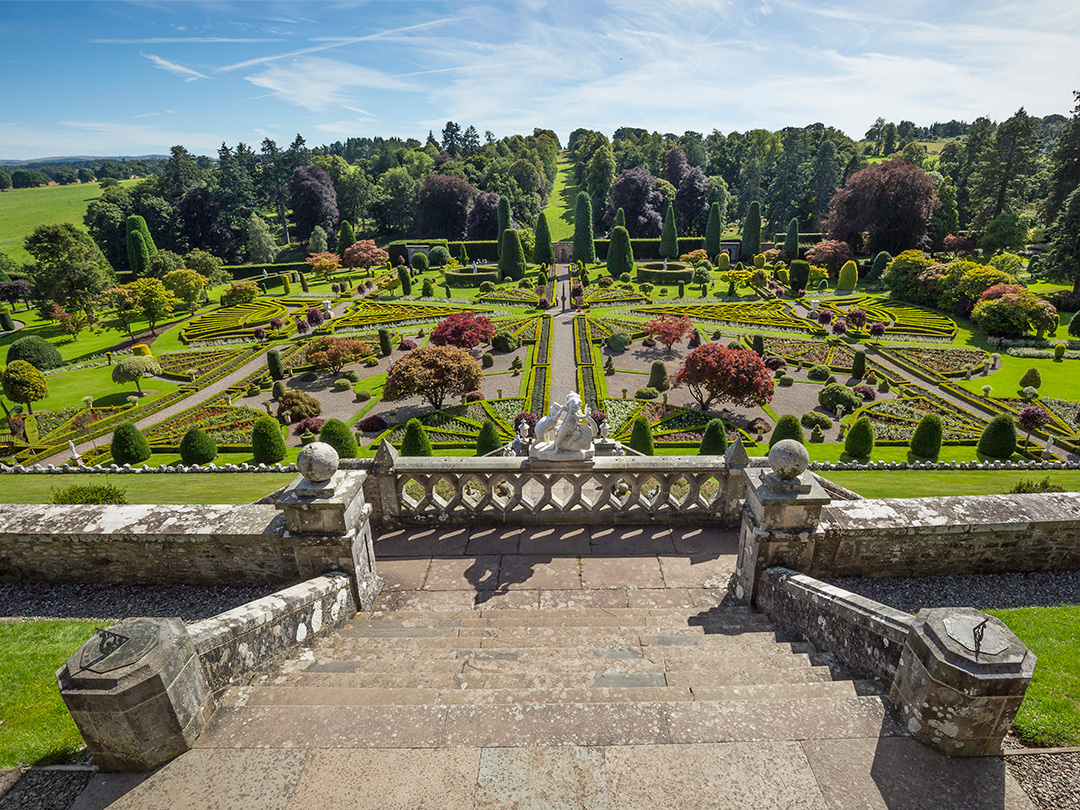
[943, 614, 1008, 658]
[79, 620, 160, 673]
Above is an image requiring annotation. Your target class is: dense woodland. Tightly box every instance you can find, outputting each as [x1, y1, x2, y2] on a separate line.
[3, 96, 1080, 299]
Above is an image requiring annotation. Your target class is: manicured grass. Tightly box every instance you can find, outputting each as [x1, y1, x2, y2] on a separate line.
[38, 364, 181, 411]
[1, 302, 214, 366]
[542, 154, 577, 242]
[0, 180, 138, 263]
[822, 469, 1080, 499]
[0, 472, 296, 504]
[0, 619, 103, 767]
[956, 355, 1076, 401]
[987, 606, 1080, 747]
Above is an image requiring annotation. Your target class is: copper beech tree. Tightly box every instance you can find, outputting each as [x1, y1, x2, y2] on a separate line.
[343, 240, 389, 270]
[430, 312, 494, 350]
[647, 314, 694, 351]
[673, 343, 774, 410]
[383, 345, 482, 410]
[304, 336, 370, 374]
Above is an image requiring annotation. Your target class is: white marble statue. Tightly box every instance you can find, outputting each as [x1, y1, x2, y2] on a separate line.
[529, 392, 597, 461]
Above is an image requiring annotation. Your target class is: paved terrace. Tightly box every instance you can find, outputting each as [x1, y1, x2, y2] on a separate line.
[66, 524, 1033, 809]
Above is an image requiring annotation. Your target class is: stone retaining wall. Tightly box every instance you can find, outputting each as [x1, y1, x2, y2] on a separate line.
[189, 573, 357, 697]
[755, 567, 914, 682]
[0, 504, 357, 586]
[816, 493, 1080, 578]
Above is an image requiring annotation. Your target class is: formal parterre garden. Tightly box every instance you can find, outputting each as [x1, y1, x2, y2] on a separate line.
[2, 249, 1079, 470]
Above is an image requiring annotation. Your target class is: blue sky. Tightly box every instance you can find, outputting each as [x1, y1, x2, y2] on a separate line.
[1, 0, 1078, 159]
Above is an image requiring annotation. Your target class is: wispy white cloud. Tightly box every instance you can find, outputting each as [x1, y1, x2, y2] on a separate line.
[244, 57, 420, 110]
[142, 53, 211, 82]
[215, 17, 469, 73]
[93, 37, 284, 44]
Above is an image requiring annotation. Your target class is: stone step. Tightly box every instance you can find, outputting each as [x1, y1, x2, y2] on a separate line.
[241, 679, 860, 708]
[197, 695, 898, 749]
[281, 657, 832, 691]
[330, 629, 784, 650]
[364, 606, 759, 624]
[307, 638, 816, 669]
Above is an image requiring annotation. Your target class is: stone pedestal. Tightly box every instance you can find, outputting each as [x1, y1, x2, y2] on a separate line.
[732, 440, 831, 604]
[57, 618, 214, 772]
[274, 443, 382, 610]
[890, 608, 1036, 756]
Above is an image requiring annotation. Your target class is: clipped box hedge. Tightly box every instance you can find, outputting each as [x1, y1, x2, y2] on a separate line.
[445, 269, 502, 287]
[224, 261, 310, 280]
[594, 237, 705, 261]
[386, 240, 500, 265]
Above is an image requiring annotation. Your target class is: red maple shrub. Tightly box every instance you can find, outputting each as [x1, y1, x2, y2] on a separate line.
[430, 312, 495, 349]
[673, 343, 774, 410]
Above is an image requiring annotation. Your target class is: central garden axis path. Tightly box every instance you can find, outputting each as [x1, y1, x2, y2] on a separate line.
[70, 525, 1033, 809]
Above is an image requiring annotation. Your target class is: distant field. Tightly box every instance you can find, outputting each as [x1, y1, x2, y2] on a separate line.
[0, 180, 137, 264]
[542, 155, 577, 242]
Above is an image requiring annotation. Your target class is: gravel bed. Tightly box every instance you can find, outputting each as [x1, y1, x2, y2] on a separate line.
[1004, 748, 1080, 810]
[0, 582, 281, 623]
[827, 570, 1080, 612]
[0, 769, 93, 810]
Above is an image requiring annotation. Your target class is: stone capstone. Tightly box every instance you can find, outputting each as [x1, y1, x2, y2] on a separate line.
[769, 439, 809, 482]
[297, 442, 340, 483]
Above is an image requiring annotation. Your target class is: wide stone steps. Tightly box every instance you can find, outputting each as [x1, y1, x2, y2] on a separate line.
[198, 695, 898, 749]
[207, 599, 887, 752]
[241, 679, 863, 708]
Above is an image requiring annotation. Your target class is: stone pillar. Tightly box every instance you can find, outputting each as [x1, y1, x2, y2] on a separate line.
[722, 437, 750, 518]
[56, 618, 214, 772]
[275, 443, 382, 610]
[365, 439, 400, 527]
[732, 439, 831, 604]
[890, 607, 1036, 756]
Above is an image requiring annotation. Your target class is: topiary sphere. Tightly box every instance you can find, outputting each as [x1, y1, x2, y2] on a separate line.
[428, 245, 450, 267]
[111, 421, 151, 465]
[319, 418, 358, 459]
[410, 252, 429, 271]
[179, 427, 217, 465]
[6, 335, 62, 370]
[491, 331, 519, 352]
[844, 416, 875, 460]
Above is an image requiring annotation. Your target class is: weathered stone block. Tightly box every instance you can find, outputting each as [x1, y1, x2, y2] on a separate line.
[889, 608, 1036, 757]
[57, 618, 215, 772]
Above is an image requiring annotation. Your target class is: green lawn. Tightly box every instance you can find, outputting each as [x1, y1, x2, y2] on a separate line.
[988, 606, 1080, 747]
[542, 154, 578, 242]
[1, 302, 214, 366]
[823, 469, 1080, 498]
[956, 355, 1075, 400]
[0, 472, 296, 504]
[37, 364, 181, 411]
[0, 180, 138, 264]
[0, 619, 103, 767]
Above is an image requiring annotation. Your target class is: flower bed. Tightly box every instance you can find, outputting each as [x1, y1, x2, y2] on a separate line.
[334, 300, 494, 332]
[819, 295, 957, 341]
[179, 298, 307, 343]
[889, 346, 987, 376]
[587, 315, 649, 340]
[143, 404, 265, 446]
[157, 347, 250, 379]
[584, 286, 648, 306]
[633, 300, 818, 333]
[859, 397, 985, 442]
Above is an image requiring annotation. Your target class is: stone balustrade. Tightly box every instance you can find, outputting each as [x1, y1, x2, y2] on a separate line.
[364, 441, 752, 527]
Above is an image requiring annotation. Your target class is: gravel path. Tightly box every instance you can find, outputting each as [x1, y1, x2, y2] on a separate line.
[0, 581, 280, 623]
[548, 263, 580, 402]
[828, 570, 1080, 612]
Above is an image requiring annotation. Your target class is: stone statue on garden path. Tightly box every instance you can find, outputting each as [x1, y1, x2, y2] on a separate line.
[530, 392, 597, 461]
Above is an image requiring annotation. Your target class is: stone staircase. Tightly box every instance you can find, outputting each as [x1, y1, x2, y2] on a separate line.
[204, 598, 895, 750]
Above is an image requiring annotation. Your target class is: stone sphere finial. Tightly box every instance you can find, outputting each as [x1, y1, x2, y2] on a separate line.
[769, 439, 809, 481]
[297, 442, 339, 483]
